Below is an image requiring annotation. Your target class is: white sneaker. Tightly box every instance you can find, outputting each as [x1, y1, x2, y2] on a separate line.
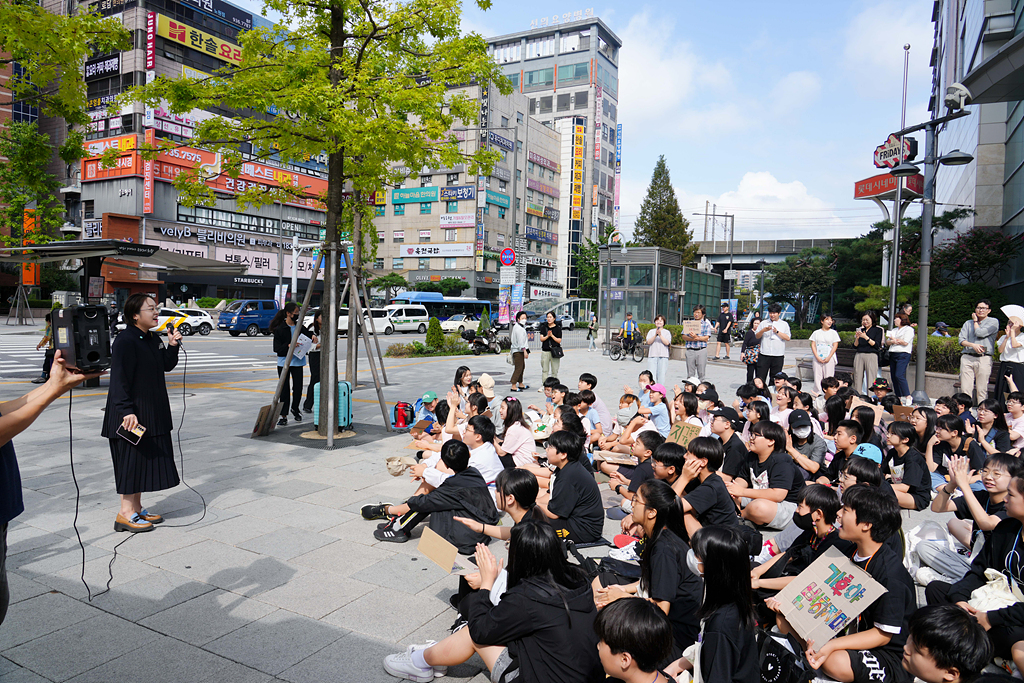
[915, 566, 943, 587]
[383, 650, 435, 682]
[408, 641, 447, 678]
[609, 541, 639, 562]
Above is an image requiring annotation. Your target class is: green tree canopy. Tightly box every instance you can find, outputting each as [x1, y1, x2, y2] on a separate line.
[766, 247, 836, 327]
[632, 156, 697, 262]
[369, 273, 409, 302]
[438, 277, 470, 297]
[0, 122, 65, 244]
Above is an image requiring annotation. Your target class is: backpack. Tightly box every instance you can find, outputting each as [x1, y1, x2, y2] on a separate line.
[757, 629, 814, 683]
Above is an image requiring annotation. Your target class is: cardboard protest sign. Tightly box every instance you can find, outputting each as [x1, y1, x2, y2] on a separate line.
[850, 397, 884, 424]
[418, 527, 473, 574]
[666, 422, 701, 448]
[682, 320, 702, 337]
[775, 546, 886, 646]
[892, 405, 914, 422]
[594, 451, 638, 466]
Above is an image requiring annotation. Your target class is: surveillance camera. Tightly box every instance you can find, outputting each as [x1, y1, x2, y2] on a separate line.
[945, 83, 972, 111]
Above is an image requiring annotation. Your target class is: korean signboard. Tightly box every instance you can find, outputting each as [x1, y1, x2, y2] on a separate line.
[570, 117, 586, 223]
[153, 224, 283, 249]
[85, 54, 120, 81]
[854, 173, 924, 200]
[527, 178, 560, 197]
[90, 0, 137, 16]
[528, 150, 560, 173]
[146, 239, 209, 259]
[485, 189, 511, 209]
[179, 0, 253, 30]
[614, 123, 622, 227]
[392, 187, 440, 204]
[143, 129, 154, 214]
[146, 12, 156, 69]
[543, 206, 560, 222]
[525, 226, 558, 245]
[83, 219, 103, 239]
[157, 14, 243, 66]
[84, 151, 137, 181]
[525, 202, 545, 217]
[490, 165, 511, 182]
[594, 86, 602, 161]
[400, 243, 474, 257]
[439, 186, 476, 201]
[217, 247, 277, 276]
[529, 285, 562, 299]
[488, 131, 514, 153]
[439, 213, 476, 228]
[529, 8, 593, 28]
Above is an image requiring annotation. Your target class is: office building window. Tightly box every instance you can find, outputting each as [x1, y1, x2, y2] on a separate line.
[446, 173, 459, 185]
[546, 245, 552, 254]
[83, 200, 95, 219]
[497, 234, 505, 246]
[393, 230, 404, 243]
[483, 204, 490, 215]
[420, 175, 433, 186]
[549, 169, 555, 181]
[529, 98, 536, 115]
[516, 112, 524, 124]
[556, 93, 571, 112]
[444, 258, 456, 269]
[516, 140, 522, 152]
[526, 215, 533, 226]
[515, 223, 520, 234]
[420, 202, 431, 214]
[419, 229, 431, 242]
[498, 207, 506, 219]
[394, 204, 405, 216]
[516, 198, 521, 209]
[393, 257, 404, 269]
[377, 231, 385, 243]
[374, 206, 385, 217]
[516, 169, 521, 180]
[575, 91, 588, 109]
[418, 258, 430, 270]
[445, 229, 457, 241]
[446, 200, 459, 213]
[498, 180, 507, 192]
[525, 36, 555, 60]
[501, 116, 508, 127]
[527, 161, 535, 174]
[374, 258, 384, 269]
[539, 96, 552, 114]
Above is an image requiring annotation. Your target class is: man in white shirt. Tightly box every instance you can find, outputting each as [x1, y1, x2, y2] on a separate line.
[424, 416, 502, 493]
[754, 303, 791, 384]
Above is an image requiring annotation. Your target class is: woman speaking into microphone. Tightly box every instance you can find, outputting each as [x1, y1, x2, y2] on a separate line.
[102, 293, 182, 533]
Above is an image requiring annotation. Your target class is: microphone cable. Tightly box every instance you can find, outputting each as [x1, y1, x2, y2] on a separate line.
[161, 340, 208, 528]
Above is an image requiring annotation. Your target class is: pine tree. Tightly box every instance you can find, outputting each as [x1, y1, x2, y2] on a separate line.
[632, 156, 697, 263]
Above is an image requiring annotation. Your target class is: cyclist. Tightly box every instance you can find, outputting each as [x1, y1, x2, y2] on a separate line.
[620, 311, 641, 353]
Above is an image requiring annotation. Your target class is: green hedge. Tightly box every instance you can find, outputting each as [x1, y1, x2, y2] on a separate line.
[196, 297, 236, 308]
[384, 333, 472, 358]
[834, 331, 962, 374]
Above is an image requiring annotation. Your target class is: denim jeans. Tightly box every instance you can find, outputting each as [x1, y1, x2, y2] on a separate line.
[889, 352, 911, 396]
[648, 356, 668, 386]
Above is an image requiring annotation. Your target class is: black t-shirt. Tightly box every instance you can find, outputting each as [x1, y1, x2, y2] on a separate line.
[626, 458, 655, 493]
[539, 321, 563, 352]
[882, 447, 931, 510]
[699, 604, 759, 683]
[935, 436, 988, 474]
[954, 490, 1008, 547]
[684, 473, 739, 528]
[849, 545, 916, 653]
[717, 313, 732, 334]
[721, 432, 748, 480]
[783, 528, 855, 576]
[741, 450, 802, 503]
[645, 529, 703, 650]
[548, 459, 604, 543]
[819, 448, 852, 486]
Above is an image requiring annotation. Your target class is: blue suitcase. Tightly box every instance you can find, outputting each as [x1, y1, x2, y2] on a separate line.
[312, 380, 353, 430]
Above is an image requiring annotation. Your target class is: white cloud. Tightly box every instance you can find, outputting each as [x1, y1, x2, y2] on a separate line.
[842, 0, 934, 100]
[769, 71, 822, 116]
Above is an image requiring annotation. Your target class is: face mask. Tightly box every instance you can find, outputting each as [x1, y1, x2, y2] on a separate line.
[617, 406, 638, 427]
[792, 510, 814, 532]
[686, 549, 703, 577]
[793, 426, 812, 440]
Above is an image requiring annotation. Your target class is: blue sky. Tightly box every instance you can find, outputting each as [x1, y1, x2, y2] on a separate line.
[234, 0, 935, 242]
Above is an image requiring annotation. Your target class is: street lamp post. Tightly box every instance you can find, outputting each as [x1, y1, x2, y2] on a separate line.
[756, 259, 767, 318]
[602, 230, 625, 355]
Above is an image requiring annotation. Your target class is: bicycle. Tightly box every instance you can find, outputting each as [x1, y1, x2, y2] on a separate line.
[609, 335, 645, 363]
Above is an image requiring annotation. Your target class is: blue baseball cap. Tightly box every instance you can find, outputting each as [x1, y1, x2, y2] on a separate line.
[852, 443, 883, 465]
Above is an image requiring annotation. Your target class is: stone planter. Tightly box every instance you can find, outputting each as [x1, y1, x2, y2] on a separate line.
[670, 345, 686, 361]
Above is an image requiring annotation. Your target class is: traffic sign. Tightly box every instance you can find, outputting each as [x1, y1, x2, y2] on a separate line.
[500, 248, 516, 266]
[500, 266, 515, 284]
[724, 270, 738, 280]
[873, 134, 917, 169]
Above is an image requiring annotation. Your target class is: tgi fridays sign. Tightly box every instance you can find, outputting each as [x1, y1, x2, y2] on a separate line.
[873, 134, 918, 169]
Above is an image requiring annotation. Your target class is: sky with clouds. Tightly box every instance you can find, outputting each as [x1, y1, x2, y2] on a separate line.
[234, 0, 935, 243]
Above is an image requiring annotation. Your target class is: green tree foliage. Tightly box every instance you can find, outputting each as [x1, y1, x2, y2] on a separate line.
[0, 3, 130, 161]
[369, 273, 409, 302]
[415, 282, 443, 293]
[927, 283, 1007, 330]
[0, 122, 65, 244]
[828, 225, 884, 319]
[852, 284, 918, 317]
[477, 310, 491, 334]
[765, 247, 836, 327]
[932, 227, 1024, 284]
[632, 156, 697, 262]
[425, 316, 444, 348]
[438, 277, 470, 296]
[41, 262, 79, 295]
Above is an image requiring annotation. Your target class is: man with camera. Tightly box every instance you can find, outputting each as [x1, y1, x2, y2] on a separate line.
[754, 303, 791, 384]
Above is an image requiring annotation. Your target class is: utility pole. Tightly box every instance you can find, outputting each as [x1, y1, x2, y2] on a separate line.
[703, 199, 709, 241]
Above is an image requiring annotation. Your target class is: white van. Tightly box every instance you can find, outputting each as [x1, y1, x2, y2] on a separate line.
[384, 304, 430, 333]
[303, 307, 395, 335]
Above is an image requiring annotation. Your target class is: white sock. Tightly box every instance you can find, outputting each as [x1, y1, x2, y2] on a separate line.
[411, 648, 430, 670]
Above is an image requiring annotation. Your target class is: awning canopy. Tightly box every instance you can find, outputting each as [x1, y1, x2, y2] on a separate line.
[962, 30, 1024, 104]
[0, 239, 247, 274]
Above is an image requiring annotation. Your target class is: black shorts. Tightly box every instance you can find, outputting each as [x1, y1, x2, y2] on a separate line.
[717, 332, 731, 343]
[848, 647, 910, 683]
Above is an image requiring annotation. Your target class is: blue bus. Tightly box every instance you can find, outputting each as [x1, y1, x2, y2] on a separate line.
[389, 291, 491, 321]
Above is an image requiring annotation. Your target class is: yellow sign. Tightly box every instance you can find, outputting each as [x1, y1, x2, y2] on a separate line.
[157, 14, 243, 65]
[575, 125, 584, 135]
[571, 208, 582, 220]
[571, 195, 582, 208]
[373, 190, 386, 205]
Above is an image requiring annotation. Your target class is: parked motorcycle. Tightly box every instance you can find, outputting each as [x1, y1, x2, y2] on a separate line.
[461, 327, 500, 355]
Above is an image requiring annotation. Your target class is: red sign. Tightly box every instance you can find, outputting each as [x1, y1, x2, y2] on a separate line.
[873, 134, 918, 169]
[146, 12, 156, 70]
[143, 129, 155, 214]
[853, 172, 924, 200]
[84, 153, 138, 181]
[500, 248, 515, 266]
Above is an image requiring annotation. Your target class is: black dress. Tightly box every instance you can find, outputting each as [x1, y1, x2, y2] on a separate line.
[103, 325, 180, 495]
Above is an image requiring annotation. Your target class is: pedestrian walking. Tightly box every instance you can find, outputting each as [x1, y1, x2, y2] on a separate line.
[885, 312, 915, 402]
[270, 302, 317, 426]
[808, 313, 840, 394]
[851, 311, 883, 393]
[712, 302, 734, 360]
[102, 293, 183, 534]
[509, 311, 530, 392]
[741, 313, 762, 384]
[681, 305, 713, 381]
[646, 314, 671, 386]
[996, 316, 1024, 399]
[958, 299, 999, 403]
[587, 313, 597, 352]
[754, 303, 791, 384]
[31, 313, 54, 384]
[538, 311, 562, 383]
[301, 309, 322, 413]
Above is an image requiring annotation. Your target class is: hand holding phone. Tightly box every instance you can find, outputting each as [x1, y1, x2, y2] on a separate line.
[117, 422, 146, 445]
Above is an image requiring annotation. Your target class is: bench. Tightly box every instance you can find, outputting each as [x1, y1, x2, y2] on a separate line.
[796, 347, 857, 382]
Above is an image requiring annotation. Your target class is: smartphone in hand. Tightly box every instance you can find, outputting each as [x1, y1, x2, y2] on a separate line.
[116, 423, 146, 445]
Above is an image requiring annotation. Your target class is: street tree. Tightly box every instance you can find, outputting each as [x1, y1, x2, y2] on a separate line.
[122, 0, 507, 435]
[932, 225, 1024, 285]
[0, 122, 65, 244]
[438, 277, 470, 297]
[765, 247, 836, 327]
[370, 273, 409, 303]
[632, 156, 697, 263]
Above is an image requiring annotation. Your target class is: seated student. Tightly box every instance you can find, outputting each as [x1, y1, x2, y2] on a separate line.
[695, 389, 720, 434]
[767, 484, 915, 683]
[617, 442, 689, 555]
[926, 473, 1024, 676]
[594, 598, 674, 683]
[477, 373, 500, 422]
[602, 399, 654, 455]
[578, 373, 612, 433]
[883, 421, 933, 511]
[578, 390, 604, 439]
[425, 414, 503, 492]
[526, 376, 561, 416]
[492, 396, 536, 468]
[1006, 391, 1024, 454]
[954, 392, 977, 428]
[565, 392, 603, 447]
[902, 604, 994, 683]
[741, 399, 771, 445]
[922, 453, 1022, 583]
[536, 430, 604, 543]
[665, 527, 760, 683]
[834, 371, 853, 389]
[606, 431, 665, 517]
[638, 383, 671, 436]
[791, 391, 823, 434]
[972, 398, 1013, 458]
[930, 415, 975, 489]
[934, 395, 958, 418]
[771, 386, 795, 431]
[597, 393, 640, 451]
[383, 521, 602, 683]
[816, 419, 863, 486]
[673, 436, 740, 538]
[410, 400, 451, 455]
[813, 375, 841, 416]
[593, 479, 704, 654]
[669, 388, 702, 429]
[784, 408, 828, 479]
[539, 383, 568, 417]
[709, 406, 748, 483]
[362, 441, 500, 547]
[726, 420, 804, 530]
[623, 370, 655, 409]
[440, 391, 489, 442]
[751, 485, 853, 624]
[415, 391, 439, 423]
[871, 378, 892, 403]
[853, 404, 886, 451]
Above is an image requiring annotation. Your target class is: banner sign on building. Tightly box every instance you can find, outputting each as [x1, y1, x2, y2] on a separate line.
[146, 12, 156, 69]
[392, 186, 440, 204]
[487, 131, 514, 153]
[439, 213, 476, 228]
[525, 226, 558, 245]
[143, 128, 154, 214]
[490, 165, 511, 182]
[543, 206, 560, 222]
[178, 0, 253, 30]
[528, 150, 560, 173]
[476, 208, 485, 261]
[92, 0, 138, 17]
[83, 219, 103, 239]
[530, 285, 563, 299]
[594, 85, 603, 161]
[526, 178, 560, 197]
[83, 152, 137, 180]
[439, 185, 476, 201]
[401, 243, 474, 258]
[525, 202, 545, 217]
[498, 284, 511, 325]
[614, 123, 622, 227]
[156, 14, 243, 66]
[485, 189, 510, 209]
[85, 54, 120, 81]
[216, 247, 277, 276]
[570, 119, 586, 221]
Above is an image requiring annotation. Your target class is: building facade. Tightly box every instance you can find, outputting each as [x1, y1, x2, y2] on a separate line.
[487, 14, 621, 298]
